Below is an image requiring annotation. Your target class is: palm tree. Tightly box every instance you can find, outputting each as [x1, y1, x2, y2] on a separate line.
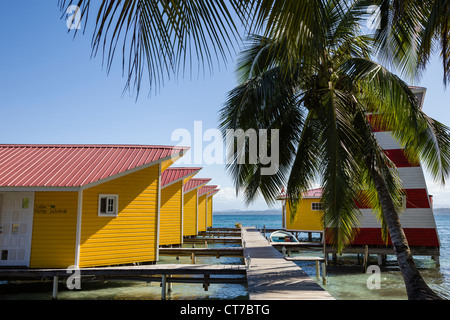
[219, 0, 450, 300]
[372, 0, 450, 86]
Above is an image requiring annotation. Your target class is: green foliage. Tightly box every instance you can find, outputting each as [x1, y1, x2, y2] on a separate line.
[219, 0, 450, 252]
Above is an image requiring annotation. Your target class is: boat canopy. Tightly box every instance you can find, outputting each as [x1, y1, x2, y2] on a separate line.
[269, 230, 299, 243]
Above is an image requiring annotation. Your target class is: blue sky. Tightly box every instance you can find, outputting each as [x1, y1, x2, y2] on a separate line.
[1, 2, 450, 211]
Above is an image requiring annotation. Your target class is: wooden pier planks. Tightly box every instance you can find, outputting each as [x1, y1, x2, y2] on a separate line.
[241, 227, 334, 300]
[159, 247, 243, 257]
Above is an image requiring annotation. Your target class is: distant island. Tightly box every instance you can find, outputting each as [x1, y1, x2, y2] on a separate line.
[215, 209, 281, 215]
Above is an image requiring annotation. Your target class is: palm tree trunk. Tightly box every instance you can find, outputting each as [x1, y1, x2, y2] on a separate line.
[368, 162, 442, 300]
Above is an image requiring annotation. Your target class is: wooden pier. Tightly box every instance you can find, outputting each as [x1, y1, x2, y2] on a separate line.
[159, 247, 243, 256]
[159, 247, 244, 263]
[241, 227, 334, 300]
[197, 231, 241, 237]
[271, 242, 323, 250]
[183, 237, 242, 244]
[0, 264, 246, 300]
[0, 227, 336, 300]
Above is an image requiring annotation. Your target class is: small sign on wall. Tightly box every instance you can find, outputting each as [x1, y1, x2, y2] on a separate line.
[34, 204, 68, 215]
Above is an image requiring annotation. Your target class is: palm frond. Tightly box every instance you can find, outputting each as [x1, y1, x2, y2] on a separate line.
[341, 57, 450, 185]
[219, 64, 304, 206]
[403, 115, 450, 185]
[58, 0, 242, 97]
[372, 0, 450, 85]
[316, 88, 365, 252]
[285, 111, 322, 221]
[352, 105, 405, 243]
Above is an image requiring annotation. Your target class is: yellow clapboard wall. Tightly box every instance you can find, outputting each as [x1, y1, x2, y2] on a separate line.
[286, 198, 323, 232]
[183, 188, 197, 236]
[207, 196, 213, 228]
[197, 194, 207, 232]
[30, 191, 78, 268]
[159, 180, 182, 246]
[79, 164, 160, 268]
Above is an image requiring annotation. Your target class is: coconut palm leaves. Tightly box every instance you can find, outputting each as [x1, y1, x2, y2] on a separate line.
[58, 0, 243, 96]
[220, 0, 449, 298]
[221, 0, 403, 249]
[373, 0, 450, 85]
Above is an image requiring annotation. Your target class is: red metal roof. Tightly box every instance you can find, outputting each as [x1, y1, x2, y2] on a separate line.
[161, 167, 201, 188]
[302, 188, 322, 198]
[198, 185, 218, 196]
[278, 188, 322, 199]
[207, 189, 220, 197]
[0, 144, 188, 187]
[183, 178, 211, 193]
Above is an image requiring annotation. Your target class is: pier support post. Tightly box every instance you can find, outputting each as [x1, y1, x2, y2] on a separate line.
[168, 275, 173, 294]
[332, 253, 337, 265]
[315, 261, 320, 279]
[52, 276, 59, 300]
[432, 255, 440, 266]
[377, 254, 386, 266]
[203, 274, 210, 291]
[362, 245, 369, 273]
[161, 275, 167, 300]
[321, 263, 327, 285]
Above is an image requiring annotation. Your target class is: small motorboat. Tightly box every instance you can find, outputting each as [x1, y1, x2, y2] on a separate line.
[269, 230, 299, 243]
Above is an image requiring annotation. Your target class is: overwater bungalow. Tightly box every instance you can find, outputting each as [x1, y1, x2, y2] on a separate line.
[354, 87, 440, 260]
[279, 188, 324, 234]
[206, 189, 220, 229]
[197, 185, 218, 233]
[159, 167, 201, 247]
[182, 178, 211, 237]
[279, 87, 440, 262]
[0, 144, 188, 268]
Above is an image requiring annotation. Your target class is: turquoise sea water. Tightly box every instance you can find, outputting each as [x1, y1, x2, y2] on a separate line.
[0, 213, 449, 300]
[215, 213, 450, 300]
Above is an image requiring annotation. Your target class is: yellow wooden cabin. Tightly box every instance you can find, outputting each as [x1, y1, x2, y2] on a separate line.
[159, 167, 201, 246]
[182, 178, 211, 237]
[0, 144, 187, 268]
[206, 189, 219, 229]
[279, 188, 324, 233]
[197, 185, 218, 232]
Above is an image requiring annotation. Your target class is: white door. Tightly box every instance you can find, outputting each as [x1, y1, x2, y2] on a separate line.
[0, 192, 34, 267]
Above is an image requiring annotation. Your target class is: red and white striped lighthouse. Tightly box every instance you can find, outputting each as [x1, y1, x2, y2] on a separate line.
[352, 87, 440, 258]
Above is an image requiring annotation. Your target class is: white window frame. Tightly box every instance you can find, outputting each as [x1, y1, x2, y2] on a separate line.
[311, 202, 323, 211]
[98, 194, 119, 217]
